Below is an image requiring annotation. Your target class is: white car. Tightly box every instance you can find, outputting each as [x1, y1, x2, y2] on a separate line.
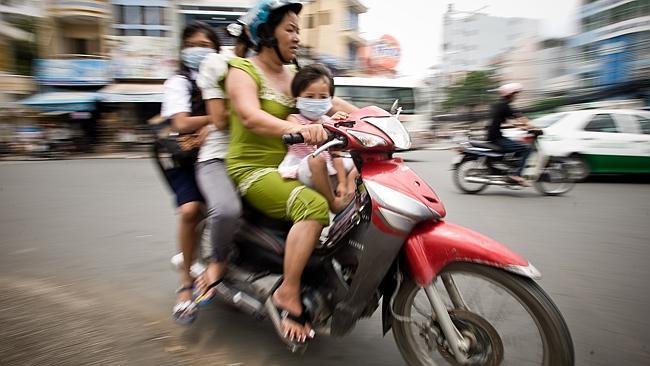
[530, 109, 650, 178]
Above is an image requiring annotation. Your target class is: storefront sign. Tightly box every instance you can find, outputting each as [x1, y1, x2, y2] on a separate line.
[109, 36, 177, 80]
[35, 59, 111, 86]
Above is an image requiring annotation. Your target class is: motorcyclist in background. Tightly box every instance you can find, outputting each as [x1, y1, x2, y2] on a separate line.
[486, 83, 536, 186]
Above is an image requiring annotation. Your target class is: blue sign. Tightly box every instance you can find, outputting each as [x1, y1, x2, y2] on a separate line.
[35, 59, 112, 86]
[20, 92, 100, 112]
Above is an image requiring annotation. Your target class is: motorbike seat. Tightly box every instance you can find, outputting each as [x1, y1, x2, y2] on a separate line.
[236, 200, 354, 256]
[469, 140, 504, 152]
[234, 202, 330, 275]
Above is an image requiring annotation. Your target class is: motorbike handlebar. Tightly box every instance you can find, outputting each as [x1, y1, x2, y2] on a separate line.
[282, 133, 305, 145]
[282, 131, 337, 145]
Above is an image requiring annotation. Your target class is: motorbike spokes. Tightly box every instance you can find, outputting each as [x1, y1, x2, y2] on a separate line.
[392, 264, 574, 366]
[534, 162, 575, 196]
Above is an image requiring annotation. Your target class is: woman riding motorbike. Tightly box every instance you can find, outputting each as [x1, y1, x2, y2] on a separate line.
[225, 0, 356, 343]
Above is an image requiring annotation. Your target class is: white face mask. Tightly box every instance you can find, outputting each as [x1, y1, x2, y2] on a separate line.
[181, 47, 215, 70]
[296, 97, 332, 121]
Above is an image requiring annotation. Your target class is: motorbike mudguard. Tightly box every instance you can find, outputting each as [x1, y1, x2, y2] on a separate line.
[404, 220, 540, 286]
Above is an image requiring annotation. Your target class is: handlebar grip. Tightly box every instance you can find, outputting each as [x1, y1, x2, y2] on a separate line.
[282, 133, 304, 145]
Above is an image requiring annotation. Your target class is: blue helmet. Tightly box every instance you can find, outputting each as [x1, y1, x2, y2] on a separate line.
[242, 0, 302, 47]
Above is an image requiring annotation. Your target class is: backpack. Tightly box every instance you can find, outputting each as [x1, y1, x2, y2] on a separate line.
[153, 71, 207, 169]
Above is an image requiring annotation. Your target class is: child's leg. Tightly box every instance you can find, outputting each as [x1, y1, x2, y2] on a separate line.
[346, 167, 358, 195]
[305, 156, 348, 213]
[340, 158, 358, 195]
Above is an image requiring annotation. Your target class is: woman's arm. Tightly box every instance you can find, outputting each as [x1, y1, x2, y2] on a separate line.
[170, 113, 210, 134]
[198, 54, 229, 130]
[205, 99, 228, 130]
[226, 67, 327, 145]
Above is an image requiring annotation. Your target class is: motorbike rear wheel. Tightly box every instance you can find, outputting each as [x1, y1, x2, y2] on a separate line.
[392, 263, 574, 366]
[453, 159, 488, 194]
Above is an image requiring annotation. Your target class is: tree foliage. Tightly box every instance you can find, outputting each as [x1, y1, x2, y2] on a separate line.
[442, 71, 498, 112]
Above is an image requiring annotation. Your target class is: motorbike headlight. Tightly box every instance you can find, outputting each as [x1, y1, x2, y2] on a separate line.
[363, 117, 412, 150]
[348, 130, 388, 148]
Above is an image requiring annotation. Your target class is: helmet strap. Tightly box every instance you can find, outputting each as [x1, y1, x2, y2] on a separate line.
[270, 38, 291, 65]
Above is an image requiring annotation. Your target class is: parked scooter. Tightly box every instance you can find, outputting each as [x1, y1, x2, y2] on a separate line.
[175, 103, 574, 365]
[452, 129, 580, 196]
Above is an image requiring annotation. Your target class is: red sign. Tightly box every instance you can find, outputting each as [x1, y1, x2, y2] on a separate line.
[358, 34, 401, 74]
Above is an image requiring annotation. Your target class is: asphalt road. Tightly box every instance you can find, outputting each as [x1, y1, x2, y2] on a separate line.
[1, 150, 649, 366]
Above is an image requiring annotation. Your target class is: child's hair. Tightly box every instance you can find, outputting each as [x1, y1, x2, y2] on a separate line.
[291, 63, 334, 98]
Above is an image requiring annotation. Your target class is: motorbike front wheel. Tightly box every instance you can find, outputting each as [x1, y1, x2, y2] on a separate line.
[392, 263, 574, 366]
[534, 160, 575, 196]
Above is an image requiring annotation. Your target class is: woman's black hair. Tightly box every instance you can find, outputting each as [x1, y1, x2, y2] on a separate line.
[291, 63, 334, 97]
[179, 21, 221, 73]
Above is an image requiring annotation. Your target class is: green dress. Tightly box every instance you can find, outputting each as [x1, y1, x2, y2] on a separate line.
[226, 58, 329, 226]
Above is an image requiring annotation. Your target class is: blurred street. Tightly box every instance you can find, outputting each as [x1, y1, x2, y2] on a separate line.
[1, 150, 649, 366]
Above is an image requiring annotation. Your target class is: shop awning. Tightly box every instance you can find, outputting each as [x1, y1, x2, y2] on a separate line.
[98, 83, 164, 103]
[18, 92, 99, 112]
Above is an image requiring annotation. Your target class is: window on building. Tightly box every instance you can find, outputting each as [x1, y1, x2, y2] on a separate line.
[123, 5, 142, 25]
[347, 42, 357, 62]
[305, 14, 314, 29]
[114, 5, 123, 23]
[123, 29, 144, 36]
[145, 29, 166, 37]
[345, 8, 359, 30]
[318, 11, 330, 26]
[585, 114, 619, 133]
[144, 7, 163, 25]
[66, 38, 89, 54]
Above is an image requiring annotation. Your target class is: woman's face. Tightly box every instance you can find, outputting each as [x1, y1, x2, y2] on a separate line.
[183, 31, 215, 49]
[273, 11, 300, 61]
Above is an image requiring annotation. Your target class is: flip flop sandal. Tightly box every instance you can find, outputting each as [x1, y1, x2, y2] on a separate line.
[264, 298, 314, 353]
[172, 285, 197, 325]
[193, 278, 223, 307]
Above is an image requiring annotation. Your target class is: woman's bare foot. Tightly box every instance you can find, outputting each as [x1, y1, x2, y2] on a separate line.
[330, 193, 353, 214]
[509, 175, 530, 187]
[272, 288, 313, 343]
[194, 261, 226, 302]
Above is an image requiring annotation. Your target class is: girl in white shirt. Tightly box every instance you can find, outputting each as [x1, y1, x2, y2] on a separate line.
[160, 21, 240, 325]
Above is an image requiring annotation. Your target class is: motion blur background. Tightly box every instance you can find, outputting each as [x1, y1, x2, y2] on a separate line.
[0, 1, 649, 366]
[0, 0, 648, 158]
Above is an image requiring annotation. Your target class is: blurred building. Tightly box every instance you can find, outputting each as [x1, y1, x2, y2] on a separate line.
[571, 0, 650, 88]
[15, 0, 116, 151]
[489, 38, 579, 105]
[0, 0, 42, 104]
[299, 0, 367, 74]
[441, 4, 539, 75]
[92, 1, 179, 151]
[37, 0, 112, 57]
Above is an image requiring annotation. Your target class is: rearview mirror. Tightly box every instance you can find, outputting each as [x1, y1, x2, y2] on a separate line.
[390, 99, 400, 115]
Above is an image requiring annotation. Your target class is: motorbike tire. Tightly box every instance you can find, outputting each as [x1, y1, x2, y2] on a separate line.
[566, 154, 590, 182]
[452, 159, 488, 194]
[534, 161, 575, 196]
[392, 263, 574, 366]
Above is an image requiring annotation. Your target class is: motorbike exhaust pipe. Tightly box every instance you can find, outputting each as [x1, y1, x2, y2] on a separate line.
[465, 176, 509, 186]
[215, 283, 266, 320]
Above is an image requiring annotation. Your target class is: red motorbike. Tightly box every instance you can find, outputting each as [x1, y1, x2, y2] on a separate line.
[185, 103, 574, 365]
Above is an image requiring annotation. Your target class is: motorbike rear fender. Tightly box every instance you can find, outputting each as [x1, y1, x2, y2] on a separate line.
[404, 220, 540, 286]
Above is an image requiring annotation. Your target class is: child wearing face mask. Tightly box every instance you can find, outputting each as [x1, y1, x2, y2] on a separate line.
[278, 64, 358, 214]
